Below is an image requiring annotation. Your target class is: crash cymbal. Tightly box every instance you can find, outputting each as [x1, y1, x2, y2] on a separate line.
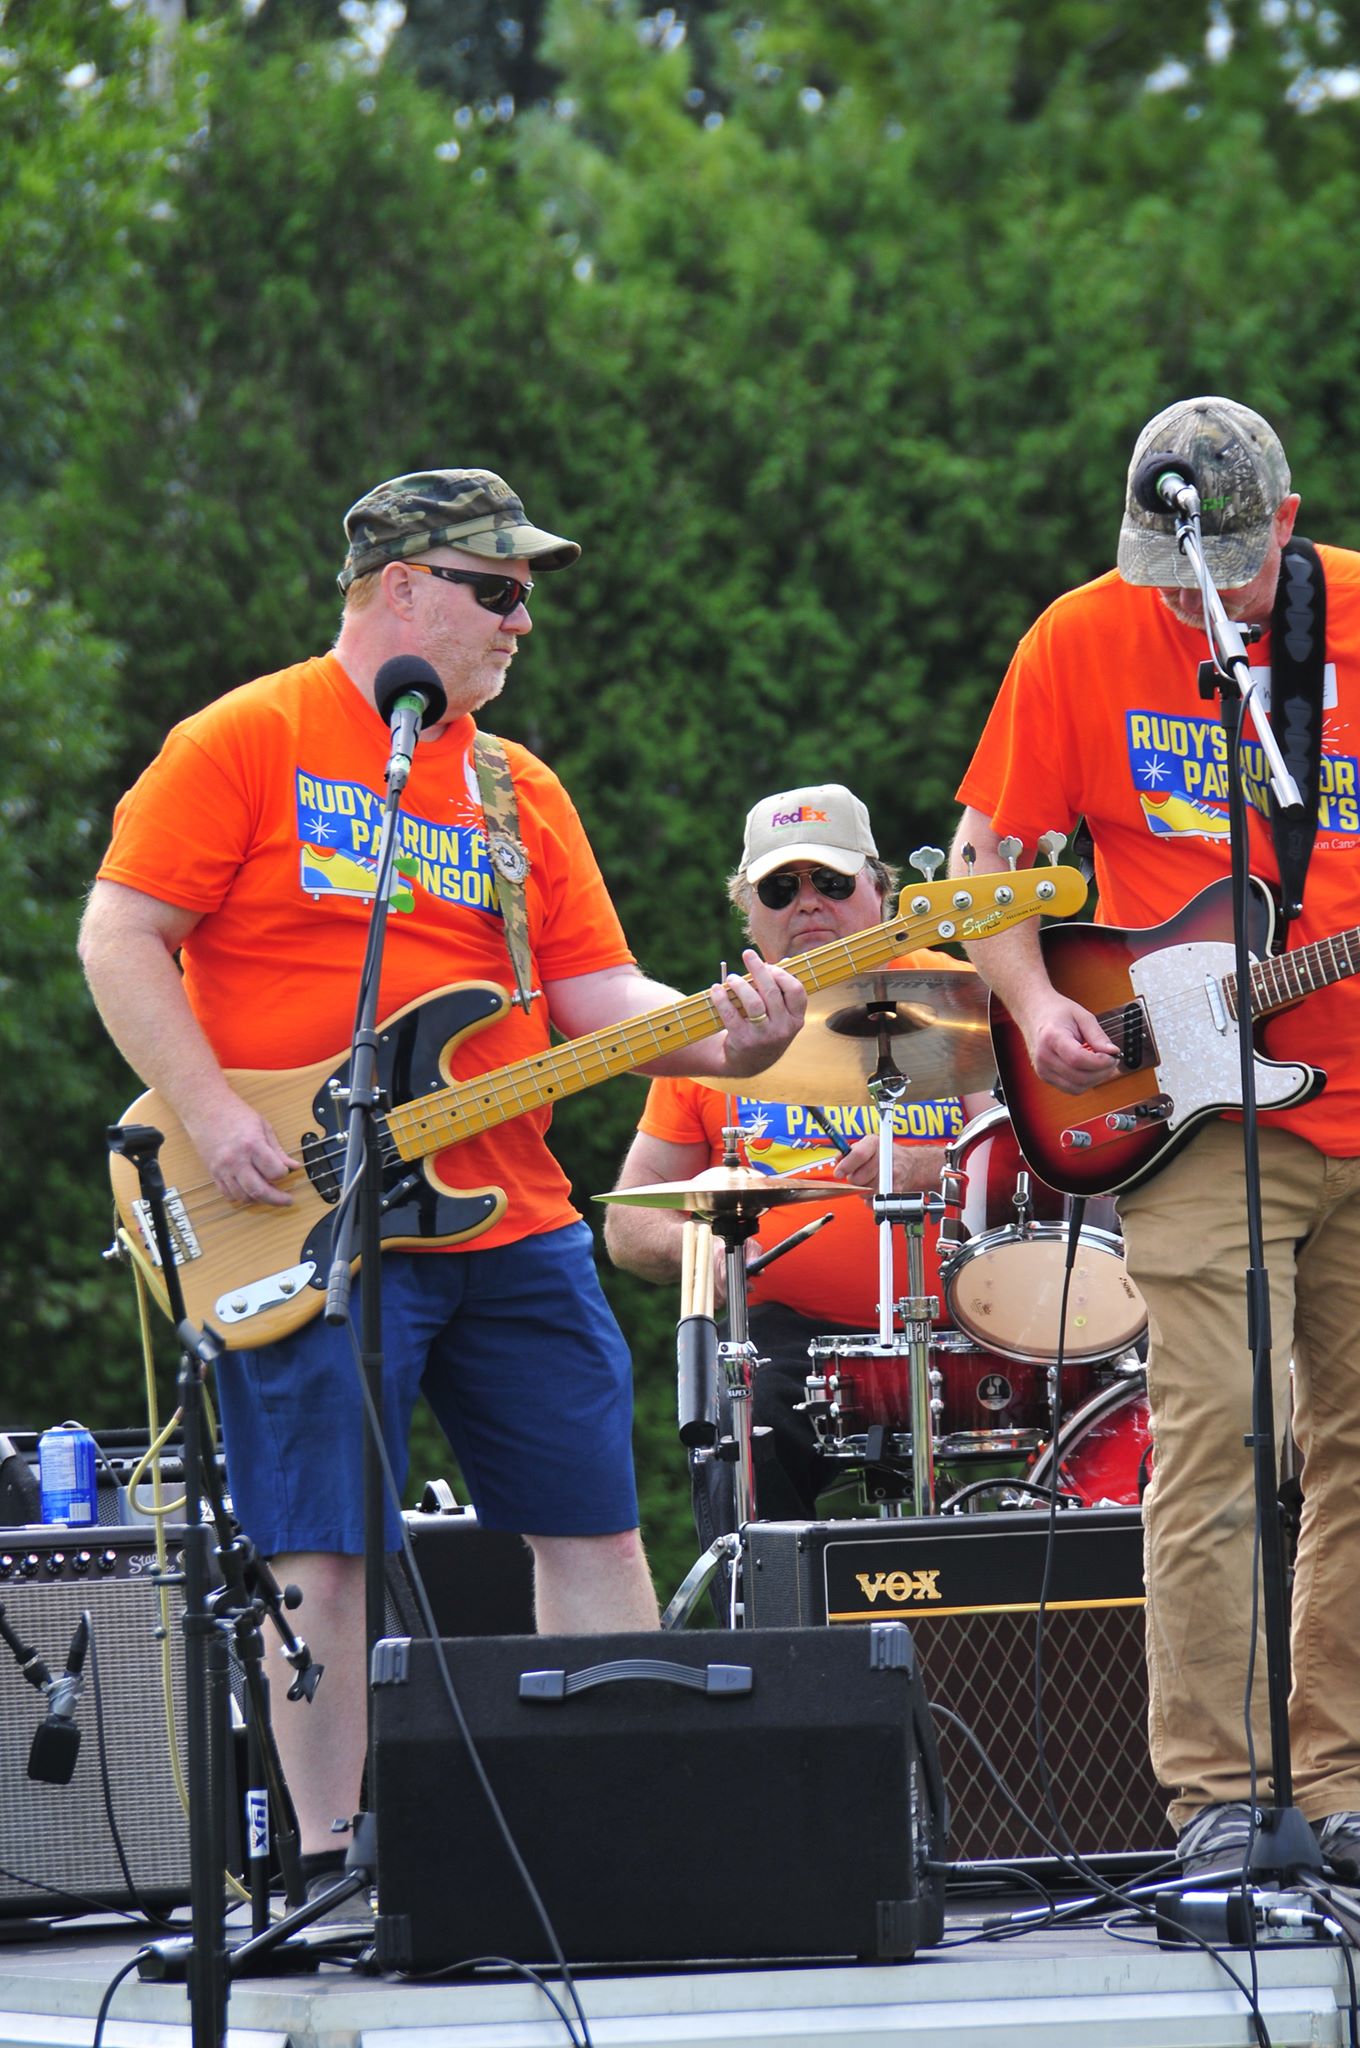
[699, 967, 996, 1105]
[595, 1164, 861, 1213]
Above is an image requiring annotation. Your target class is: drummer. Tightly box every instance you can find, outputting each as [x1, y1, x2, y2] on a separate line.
[604, 782, 994, 1526]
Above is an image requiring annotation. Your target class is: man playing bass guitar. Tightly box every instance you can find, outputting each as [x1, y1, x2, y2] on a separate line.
[951, 397, 1360, 1886]
[77, 467, 806, 1916]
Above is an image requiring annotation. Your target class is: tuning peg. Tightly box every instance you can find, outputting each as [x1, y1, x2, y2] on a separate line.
[908, 845, 945, 883]
[996, 835, 1023, 871]
[1037, 829, 1068, 866]
[958, 843, 976, 874]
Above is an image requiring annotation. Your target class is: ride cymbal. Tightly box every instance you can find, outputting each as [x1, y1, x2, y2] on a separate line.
[595, 1164, 861, 1213]
[697, 967, 996, 1105]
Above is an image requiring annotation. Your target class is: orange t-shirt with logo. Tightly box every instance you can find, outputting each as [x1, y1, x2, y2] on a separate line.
[97, 652, 635, 1246]
[636, 952, 972, 1327]
[956, 549, 1360, 1151]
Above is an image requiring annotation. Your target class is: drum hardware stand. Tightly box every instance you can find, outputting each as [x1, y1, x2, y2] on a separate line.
[665, 1129, 768, 1630]
[107, 1126, 338, 2048]
[868, 1047, 941, 1519]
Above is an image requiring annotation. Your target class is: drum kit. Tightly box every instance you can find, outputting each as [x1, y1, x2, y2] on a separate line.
[599, 957, 1152, 1624]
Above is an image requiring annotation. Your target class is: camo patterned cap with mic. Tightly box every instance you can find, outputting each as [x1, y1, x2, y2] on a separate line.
[338, 468, 579, 591]
[1117, 396, 1292, 591]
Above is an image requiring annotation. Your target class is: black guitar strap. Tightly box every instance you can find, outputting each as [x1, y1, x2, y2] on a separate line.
[1265, 535, 1326, 930]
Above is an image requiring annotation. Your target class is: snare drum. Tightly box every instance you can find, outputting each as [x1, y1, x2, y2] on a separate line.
[940, 1106, 1147, 1364]
[805, 1328, 1093, 1460]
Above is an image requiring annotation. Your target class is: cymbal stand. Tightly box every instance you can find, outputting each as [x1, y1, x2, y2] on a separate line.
[867, 1057, 940, 1519]
[663, 1129, 767, 1630]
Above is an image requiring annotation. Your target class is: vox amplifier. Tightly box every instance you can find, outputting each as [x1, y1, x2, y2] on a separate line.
[743, 1508, 1173, 1863]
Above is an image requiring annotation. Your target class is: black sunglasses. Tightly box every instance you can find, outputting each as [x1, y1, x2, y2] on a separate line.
[406, 561, 533, 616]
[755, 865, 859, 910]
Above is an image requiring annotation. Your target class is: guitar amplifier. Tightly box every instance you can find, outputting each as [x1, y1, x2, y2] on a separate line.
[0, 1526, 194, 1914]
[384, 1503, 536, 1639]
[371, 1624, 947, 1968]
[743, 1508, 1174, 1864]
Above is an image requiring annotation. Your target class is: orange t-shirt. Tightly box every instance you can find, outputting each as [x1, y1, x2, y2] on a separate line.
[97, 652, 635, 1246]
[956, 549, 1360, 1151]
[636, 952, 971, 1327]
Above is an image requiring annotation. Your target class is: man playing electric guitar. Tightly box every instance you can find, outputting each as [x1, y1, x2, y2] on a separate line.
[78, 468, 806, 1916]
[952, 397, 1360, 1886]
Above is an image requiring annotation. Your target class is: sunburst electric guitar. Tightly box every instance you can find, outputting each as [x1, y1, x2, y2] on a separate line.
[991, 874, 1354, 1198]
[109, 861, 1083, 1348]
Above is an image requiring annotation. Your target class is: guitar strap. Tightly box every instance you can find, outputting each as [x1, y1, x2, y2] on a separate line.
[472, 731, 538, 1013]
[1265, 535, 1326, 930]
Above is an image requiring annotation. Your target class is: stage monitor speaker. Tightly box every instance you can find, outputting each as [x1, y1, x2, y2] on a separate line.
[743, 1508, 1175, 1865]
[384, 1504, 536, 1639]
[371, 1623, 946, 1969]
[0, 1524, 193, 1915]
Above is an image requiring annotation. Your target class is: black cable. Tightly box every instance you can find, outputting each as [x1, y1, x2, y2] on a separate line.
[86, 1618, 179, 1932]
[341, 1318, 593, 2048]
[90, 1953, 142, 2048]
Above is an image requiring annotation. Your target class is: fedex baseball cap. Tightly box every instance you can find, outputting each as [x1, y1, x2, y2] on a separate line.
[338, 468, 579, 591]
[740, 783, 878, 885]
[1117, 396, 1292, 590]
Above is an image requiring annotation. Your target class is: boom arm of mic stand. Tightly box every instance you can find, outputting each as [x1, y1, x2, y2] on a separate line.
[1176, 515, 1303, 812]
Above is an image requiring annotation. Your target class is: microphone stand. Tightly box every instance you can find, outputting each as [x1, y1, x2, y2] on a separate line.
[110, 1126, 337, 2047]
[304, 713, 428, 1913]
[1168, 505, 1321, 1895]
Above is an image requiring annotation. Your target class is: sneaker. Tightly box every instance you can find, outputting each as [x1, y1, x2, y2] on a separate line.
[1176, 1801, 1256, 1879]
[1317, 1812, 1360, 1884]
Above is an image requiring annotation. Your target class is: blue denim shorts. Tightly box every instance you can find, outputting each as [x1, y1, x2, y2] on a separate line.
[213, 1222, 639, 1554]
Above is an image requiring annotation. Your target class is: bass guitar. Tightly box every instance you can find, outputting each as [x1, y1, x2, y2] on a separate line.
[991, 874, 1349, 1198]
[110, 860, 1082, 1348]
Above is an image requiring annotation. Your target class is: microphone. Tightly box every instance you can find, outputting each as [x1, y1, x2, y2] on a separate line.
[28, 1613, 89, 1786]
[372, 655, 449, 790]
[1131, 447, 1201, 519]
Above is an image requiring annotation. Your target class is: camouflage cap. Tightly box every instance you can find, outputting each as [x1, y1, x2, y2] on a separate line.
[1117, 397, 1292, 590]
[337, 468, 579, 591]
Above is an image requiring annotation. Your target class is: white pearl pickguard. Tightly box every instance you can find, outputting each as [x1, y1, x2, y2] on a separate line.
[1128, 940, 1316, 1128]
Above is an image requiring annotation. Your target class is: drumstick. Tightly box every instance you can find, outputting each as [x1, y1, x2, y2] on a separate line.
[681, 1218, 697, 1319]
[700, 1223, 715, 1319]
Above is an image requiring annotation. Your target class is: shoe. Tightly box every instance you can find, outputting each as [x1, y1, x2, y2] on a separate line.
[1317, 1812, 1360, 1884]
[1176, 1801, 1256, 1879]
[303, 1868, 375, 1932]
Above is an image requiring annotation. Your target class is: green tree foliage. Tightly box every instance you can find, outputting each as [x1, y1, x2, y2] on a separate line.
[9, 0, 1360, 1593]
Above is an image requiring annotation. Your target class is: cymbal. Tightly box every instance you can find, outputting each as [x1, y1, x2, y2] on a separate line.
[595, 1164, 861, 1214]
[699, 967, 996, 1105]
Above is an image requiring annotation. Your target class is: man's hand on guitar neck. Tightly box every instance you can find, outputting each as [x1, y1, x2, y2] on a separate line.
[950, 807, 1119, 1097]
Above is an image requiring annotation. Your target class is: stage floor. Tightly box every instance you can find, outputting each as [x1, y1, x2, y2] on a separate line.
[0, 1880, 1355, 2048]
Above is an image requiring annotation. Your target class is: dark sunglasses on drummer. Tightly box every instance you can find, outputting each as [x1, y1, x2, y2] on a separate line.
[755, 865, 859, 910]
[405, 561, 533, 616]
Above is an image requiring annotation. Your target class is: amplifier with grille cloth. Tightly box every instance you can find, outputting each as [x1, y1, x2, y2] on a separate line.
[743, 1508, 1174, 1863]
[0, 1525, 192, 1914]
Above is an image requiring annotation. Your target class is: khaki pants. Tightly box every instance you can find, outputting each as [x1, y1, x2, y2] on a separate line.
[1119, 1119, 1360, 1832]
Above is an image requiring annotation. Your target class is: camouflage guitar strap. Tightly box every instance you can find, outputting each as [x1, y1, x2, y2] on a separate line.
[472, 731, 537, 1013]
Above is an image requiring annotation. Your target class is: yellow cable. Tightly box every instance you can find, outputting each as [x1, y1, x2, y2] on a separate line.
[124, 1237, 249, 1906]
